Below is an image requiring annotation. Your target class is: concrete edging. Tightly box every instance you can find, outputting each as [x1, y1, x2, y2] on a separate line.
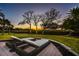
[49, 39, 79, 56]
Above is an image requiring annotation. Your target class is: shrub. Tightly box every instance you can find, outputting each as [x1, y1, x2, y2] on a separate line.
[43, 30, 69, 35]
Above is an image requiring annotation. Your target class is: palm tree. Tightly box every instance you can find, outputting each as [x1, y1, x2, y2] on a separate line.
[0, 9, 5, 35]
[4, 19, 13, 34]
[0, 18, 3, 32]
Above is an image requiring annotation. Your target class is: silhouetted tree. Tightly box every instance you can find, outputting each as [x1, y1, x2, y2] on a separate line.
[33, 15, 41, 34]
[4, 19, 13, 34]
[63, 7, 79, 33]
[18, 10, 33, 33]
[40, 15, 47, 34]
[45, 8, 60, 24]
[0, 9, 5, 34]
[41, 8, 60, 34]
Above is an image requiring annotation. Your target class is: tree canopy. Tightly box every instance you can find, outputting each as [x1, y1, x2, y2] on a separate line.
[63, 7, 79, 32]
[41, 8, 60, 29]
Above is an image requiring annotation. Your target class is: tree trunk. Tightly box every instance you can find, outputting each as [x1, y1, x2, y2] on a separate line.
[35, 25, 38, 38]
[8, 27, 10, 35]
[1, 25, 5, 35]
[36, 25, 38, 34]
[2, 17, 5, 35]
[42, 27, 45, 34]
[68, 30, 73, 36]
[29, 24, 31, 34]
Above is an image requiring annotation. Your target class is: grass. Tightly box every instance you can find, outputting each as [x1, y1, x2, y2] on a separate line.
[0, 33, 79, 54]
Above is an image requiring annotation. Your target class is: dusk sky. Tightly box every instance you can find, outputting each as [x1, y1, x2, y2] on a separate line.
[0, 3, 79, 29]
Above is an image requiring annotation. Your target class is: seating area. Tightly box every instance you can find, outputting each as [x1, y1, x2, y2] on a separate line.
[0, 42, 18, 56]
[5, 36, 50, 56]
[0, 36, 77, 56]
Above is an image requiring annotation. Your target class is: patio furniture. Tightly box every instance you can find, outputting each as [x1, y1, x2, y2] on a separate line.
[6, 36, 28, 52]
[6, 36, 50, 56]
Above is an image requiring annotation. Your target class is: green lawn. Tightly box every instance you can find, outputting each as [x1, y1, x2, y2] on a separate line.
[0, 33, 79, 54]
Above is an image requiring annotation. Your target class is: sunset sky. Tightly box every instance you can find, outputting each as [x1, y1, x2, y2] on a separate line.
[0, 3, 79, 29]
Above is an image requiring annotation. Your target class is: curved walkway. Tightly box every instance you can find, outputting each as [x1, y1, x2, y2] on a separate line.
[37, 43, 62, 56]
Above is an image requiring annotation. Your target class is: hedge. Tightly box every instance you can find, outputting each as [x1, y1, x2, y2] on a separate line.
[11, 29, 70, 35]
